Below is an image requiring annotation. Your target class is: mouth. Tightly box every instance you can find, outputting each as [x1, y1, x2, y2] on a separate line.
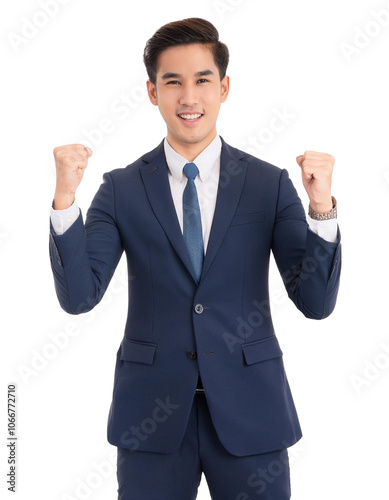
[177, 112, 204, 124]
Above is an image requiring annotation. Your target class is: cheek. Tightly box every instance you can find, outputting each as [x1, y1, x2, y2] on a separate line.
[206, 102, 221, 117]
[158, 101, 173, 119]
[204, 91, 221, 110]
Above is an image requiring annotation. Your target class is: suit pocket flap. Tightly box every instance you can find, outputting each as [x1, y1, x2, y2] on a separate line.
[120, 338, 157, 365]
[241, 336, 283, 365]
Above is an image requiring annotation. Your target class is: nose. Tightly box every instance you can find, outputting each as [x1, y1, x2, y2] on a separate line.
[179, 83, 199, 106]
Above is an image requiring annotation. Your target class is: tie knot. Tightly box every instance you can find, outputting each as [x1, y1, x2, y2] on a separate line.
[183, 162, 199, 180]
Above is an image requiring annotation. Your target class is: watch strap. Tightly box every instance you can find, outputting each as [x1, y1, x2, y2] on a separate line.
[308, 196, 337, 220]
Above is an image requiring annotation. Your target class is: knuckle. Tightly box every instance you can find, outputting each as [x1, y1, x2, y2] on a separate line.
[53, 146, 63, 157]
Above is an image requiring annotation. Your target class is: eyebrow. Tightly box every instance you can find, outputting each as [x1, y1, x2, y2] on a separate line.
[161, 70, 214, 80]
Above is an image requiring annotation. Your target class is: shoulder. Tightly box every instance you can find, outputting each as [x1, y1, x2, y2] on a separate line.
[221, 137, 284, 179]
[103, 140, 164, 182]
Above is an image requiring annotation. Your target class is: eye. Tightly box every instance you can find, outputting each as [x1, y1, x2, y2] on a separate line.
[166, 80, 180, 85]
[197, 78, 209, 83]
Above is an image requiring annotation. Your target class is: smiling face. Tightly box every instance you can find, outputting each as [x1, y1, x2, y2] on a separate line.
[146, 43, 229, 160]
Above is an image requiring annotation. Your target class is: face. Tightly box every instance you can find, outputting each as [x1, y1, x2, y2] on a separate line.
[146, 43, 229, 158]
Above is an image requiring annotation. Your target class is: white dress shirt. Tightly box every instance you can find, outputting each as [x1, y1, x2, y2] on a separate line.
[50, 134, 338, 247]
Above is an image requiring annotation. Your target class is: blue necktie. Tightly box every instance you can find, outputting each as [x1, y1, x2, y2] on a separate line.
[183, 162, 204, 283]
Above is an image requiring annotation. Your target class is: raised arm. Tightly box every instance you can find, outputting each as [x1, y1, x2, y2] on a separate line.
[271, 167, 341, 319]
[49, 145, 123, 314]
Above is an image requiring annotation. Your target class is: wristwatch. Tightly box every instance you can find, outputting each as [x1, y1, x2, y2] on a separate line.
[308, 196, 337, 220]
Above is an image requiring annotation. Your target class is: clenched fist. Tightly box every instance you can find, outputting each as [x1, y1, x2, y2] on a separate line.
[53, 144, 93, 210]
[296, 150, 334, 213]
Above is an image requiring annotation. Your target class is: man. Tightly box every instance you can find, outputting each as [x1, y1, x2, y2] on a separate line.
[49, 17, 341, 500]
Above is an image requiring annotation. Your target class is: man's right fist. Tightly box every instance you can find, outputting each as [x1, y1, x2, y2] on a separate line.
[52, 144, 93, 210]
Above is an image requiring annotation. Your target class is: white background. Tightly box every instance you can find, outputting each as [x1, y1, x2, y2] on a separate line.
[1, 0, 389, 498]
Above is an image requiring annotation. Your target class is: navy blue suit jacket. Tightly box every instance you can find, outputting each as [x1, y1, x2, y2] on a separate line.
[49, 137, 341, 456]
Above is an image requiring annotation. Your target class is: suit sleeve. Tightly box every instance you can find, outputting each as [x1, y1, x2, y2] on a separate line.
[271, 168, 341, 319]
[48, 172, 124, 314]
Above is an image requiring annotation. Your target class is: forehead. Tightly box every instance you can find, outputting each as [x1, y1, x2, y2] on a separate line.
[156, 43, 217, 77]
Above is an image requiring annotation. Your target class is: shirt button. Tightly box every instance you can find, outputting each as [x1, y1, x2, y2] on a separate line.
[187, 350, 197, 360]
[194, 303, 204, 314]
[67, 218, 73, 223]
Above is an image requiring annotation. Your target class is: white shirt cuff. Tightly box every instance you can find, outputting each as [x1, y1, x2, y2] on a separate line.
[50, 200, 80, 235]
[306, 214, 338, 243]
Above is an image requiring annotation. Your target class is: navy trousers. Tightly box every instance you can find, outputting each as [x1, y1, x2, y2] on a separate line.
[116, 390, 291, 499]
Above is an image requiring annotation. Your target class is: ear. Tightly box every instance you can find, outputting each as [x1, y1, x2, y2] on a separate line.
[220, 75, 230, 103]
[146, 80, 158, 106]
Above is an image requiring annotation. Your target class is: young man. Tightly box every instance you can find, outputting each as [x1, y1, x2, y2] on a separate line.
[49, 17, 341, 500]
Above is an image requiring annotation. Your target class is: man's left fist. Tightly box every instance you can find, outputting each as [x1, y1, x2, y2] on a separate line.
[296, 150, 335, 213]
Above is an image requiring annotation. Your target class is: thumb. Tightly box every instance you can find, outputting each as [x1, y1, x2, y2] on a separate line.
[85, 146, 93, 157]
[296, 154, 304, 167]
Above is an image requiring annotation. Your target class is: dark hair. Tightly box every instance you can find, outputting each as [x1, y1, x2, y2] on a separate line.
[143, 17, 229, 84]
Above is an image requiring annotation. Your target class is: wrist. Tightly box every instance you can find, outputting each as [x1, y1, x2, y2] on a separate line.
[309, 198, 333, 214]
[308, 196, 337, 220]
[53, 189, 76, 210]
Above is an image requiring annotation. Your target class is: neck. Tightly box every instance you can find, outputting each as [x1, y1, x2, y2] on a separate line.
[166, 132, 217, 162]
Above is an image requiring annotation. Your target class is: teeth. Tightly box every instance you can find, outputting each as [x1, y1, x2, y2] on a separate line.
[179, 113, 202, 120]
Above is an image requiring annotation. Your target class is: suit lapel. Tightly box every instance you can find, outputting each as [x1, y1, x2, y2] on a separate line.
[140, 140, 198, 283]
[140, 137, 248, 285]
[200, 137, 247, 283]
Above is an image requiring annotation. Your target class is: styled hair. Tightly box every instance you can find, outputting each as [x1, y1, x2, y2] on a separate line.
[143, 17, 229, 84]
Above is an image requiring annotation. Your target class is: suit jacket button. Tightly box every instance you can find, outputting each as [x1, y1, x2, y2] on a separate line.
[187, 350, 197, 359]
[194, 303, 204, 314]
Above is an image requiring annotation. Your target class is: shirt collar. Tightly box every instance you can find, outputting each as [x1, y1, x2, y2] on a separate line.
[163, 134, 221, 183]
